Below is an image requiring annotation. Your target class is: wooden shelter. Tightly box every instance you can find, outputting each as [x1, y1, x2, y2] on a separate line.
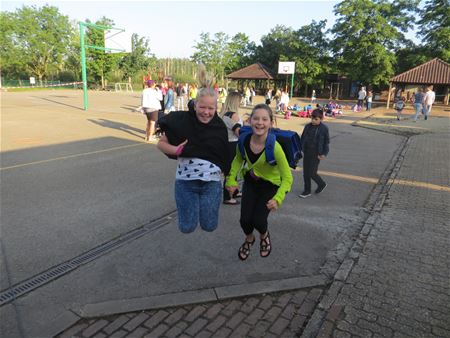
[387, 58, 450, 107]
[226, 63, 276, 91]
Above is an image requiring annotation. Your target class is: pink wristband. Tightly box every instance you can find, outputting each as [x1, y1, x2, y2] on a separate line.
[175, 145, 184, 156]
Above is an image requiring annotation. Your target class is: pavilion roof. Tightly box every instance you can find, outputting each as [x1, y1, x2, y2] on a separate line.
[390, 58, 450, 85]
[226, 63, 276, 80]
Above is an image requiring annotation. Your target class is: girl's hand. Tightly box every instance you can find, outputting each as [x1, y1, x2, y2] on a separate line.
[266, 199, 278, 211]
[318, 155, 326, 160]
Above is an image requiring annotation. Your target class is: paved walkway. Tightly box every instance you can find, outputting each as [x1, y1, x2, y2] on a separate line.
[305, 130, 450, 338]
[57, 118, 450, 337]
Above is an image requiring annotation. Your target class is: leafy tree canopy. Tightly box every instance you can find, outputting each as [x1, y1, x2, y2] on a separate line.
[1, 5, 74, 81]
[331, 0, 419, 86]
[417, 0, 450, 62]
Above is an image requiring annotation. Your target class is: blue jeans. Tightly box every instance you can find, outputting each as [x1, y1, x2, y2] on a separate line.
[175, 179, 222, 233]
[413, 103, 423, 120]
[422, 104, 431, 117]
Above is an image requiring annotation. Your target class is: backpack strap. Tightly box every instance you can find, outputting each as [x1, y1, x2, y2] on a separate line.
[265, 131, 277, 166]
[238, 127, 276, 166]
[238, 128, 252, 160]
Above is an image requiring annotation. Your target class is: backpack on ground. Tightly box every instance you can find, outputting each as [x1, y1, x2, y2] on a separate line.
[238, 126, 302, 169]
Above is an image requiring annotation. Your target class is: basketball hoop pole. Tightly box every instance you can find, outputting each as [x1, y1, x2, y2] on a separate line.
[290, 73, 295, 99]
[79, 21, 126, 110]
[79, 22, 88, 110]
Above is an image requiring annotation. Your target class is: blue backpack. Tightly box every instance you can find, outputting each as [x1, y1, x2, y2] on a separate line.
[238, 126, 302, 169]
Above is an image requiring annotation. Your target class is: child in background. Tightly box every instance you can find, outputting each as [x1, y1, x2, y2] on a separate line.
[395, 96, 406, 121]
[299, 109, 330, 198]
[220, 91, 243, 205]
[226, 104, 293, 260]
[141, 80, 163, 142]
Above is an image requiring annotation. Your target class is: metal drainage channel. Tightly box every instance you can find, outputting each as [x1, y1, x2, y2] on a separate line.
[0, 211, 177, 307]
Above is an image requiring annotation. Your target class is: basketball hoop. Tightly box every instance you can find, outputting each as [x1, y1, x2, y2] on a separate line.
[104, 29, 132, 54]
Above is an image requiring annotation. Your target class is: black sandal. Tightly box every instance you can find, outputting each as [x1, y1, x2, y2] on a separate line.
[238, 237, 255, 261]
[260, 232, 271, 258]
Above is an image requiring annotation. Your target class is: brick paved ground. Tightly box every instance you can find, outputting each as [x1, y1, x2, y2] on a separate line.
[58, 288, 323, 338]
[309, 131, 450, 338]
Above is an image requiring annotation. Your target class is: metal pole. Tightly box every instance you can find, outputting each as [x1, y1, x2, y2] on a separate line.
[290, 73, 294, 98]
[79, 22, 88, 110]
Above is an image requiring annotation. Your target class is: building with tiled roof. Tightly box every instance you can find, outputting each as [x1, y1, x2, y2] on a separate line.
[226, 63, 275, 80]
[387, 58, 450, 106]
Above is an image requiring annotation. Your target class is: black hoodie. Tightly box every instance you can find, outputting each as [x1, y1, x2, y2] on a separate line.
[158, 110, 230, 173]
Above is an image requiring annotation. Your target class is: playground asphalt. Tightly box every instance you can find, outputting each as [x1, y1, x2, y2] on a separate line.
[1, 90, 449, 338]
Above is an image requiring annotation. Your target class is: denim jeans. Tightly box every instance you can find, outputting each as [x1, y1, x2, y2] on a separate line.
[413, 103, 423, 120]
[175, 179, 222, 233]
[422, 104, 432, 117]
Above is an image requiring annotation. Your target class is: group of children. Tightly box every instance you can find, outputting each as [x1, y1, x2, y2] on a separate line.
[156, 65, 330, 260]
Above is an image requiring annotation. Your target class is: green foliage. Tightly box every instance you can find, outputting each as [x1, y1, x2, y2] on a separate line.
[191, 32, 255, 83]
[119, 34, 155, 78]
[225, 33, 256, 71]
[0, 11, 24, 78]
[417, 0, 450, 62]
[1, 5, 75, 82]
[331, 0, 419, 86]
[255, 22, 330, 94]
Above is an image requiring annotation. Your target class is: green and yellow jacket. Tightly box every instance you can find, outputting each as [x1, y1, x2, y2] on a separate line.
[225, 141, 293, 206]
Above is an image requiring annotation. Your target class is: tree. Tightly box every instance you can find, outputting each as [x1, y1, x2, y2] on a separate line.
[225, 33, 256, 72]
[191, 32, 230, 83]
[119, 34, 155, 79]
[0, 11, 24, 79]
[294, 20, 330, 96]
[417, 0, 450, 62]
[331, 0, 419, 87]
[1, 5, 75, 83]
[255, 23, 330, 96]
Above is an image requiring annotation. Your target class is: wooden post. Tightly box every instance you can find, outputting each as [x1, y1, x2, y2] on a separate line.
[444, 86, 449, 105]
[386, 82, 393, 108]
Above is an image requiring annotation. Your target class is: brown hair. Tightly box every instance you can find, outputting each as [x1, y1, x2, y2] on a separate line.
[250, 104, 274, 121]
[311, 108, 324, 119]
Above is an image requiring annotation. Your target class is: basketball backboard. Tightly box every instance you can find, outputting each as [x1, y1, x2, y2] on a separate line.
[278, 61, 296, 74]
[104, 29, 132, 53]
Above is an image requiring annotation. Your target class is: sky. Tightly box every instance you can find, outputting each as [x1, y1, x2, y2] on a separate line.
[2, 0, 342, 58]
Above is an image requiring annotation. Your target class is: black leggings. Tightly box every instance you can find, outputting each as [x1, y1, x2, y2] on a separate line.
[240, 176, 278, 235]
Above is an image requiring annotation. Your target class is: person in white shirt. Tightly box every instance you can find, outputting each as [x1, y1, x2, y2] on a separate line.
[357, 86, 366, 108]
[422, 85, 436, 120]
[280, 90, 290, 112]
[141, 80, 163, 142]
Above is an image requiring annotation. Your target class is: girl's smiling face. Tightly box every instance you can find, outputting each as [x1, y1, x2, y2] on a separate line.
[250, 108, 273, 137]
[195, 95, 217, 124]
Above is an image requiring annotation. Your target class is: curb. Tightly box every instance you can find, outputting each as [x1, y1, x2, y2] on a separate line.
[73, 275, 328, 319]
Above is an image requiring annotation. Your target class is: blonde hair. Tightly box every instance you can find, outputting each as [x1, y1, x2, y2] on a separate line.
[219, 91, 241, 117]
[196, 64, 217, 103]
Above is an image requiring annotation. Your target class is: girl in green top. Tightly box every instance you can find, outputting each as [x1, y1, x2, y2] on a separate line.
[226, 104, 293, 260]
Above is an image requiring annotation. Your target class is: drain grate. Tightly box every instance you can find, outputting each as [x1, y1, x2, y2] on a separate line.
[0, 211, 176, 307]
